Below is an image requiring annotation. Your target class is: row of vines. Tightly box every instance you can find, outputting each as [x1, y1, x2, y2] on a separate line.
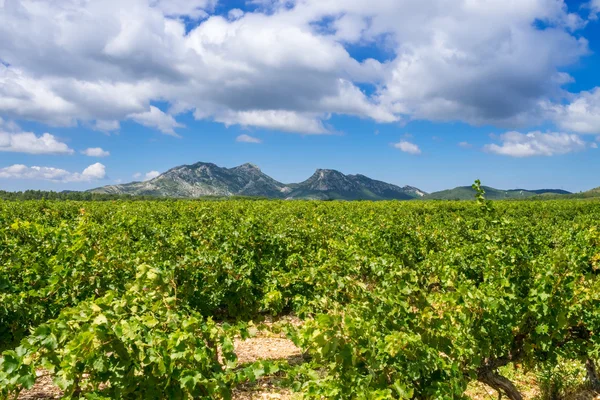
[1, 191, 600, 398]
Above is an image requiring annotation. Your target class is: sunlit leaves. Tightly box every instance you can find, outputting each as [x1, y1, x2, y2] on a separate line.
[1, 199, 600, 397]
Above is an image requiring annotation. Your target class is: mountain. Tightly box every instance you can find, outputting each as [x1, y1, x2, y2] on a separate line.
[423, 186, 571, 200]
[285, 170, 425, 200]
[93, 162, 290, 198]
[526, 189, 572, 195]
[90, 162, 425, 201]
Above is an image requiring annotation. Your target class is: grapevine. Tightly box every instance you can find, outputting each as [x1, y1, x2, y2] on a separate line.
[1, 194, 599, 398]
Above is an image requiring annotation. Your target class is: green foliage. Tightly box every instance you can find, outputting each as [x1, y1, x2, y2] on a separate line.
[537, 359, 587, 400]
[1, 265, 236, 399]
[1, 198, 600, 398]
[0, 190, 168, 201]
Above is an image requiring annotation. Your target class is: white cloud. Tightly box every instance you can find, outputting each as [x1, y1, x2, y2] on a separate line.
[93, 120, 120, 132]
[393, 140, 421, 155]
[151, 0, 217, 19]
[129, 106, 184, 136]
[81, 163, 107, 180]
[0, 162, 106, 182]
[133, 170, 161, 181]
[228, 8, 244, 20]
[144, 170, 160, 180]
[590, 0, 600, 19]
[458, 141, 473, 148]
[0, 0, 593, 134]
[82, 147, 110, 157]
[484, 131, 589, 157]
[236, 134, 262, 143]
[550, 87, 600, 134]
[216, 110, 329, 134]
[0, 132, 74, 155]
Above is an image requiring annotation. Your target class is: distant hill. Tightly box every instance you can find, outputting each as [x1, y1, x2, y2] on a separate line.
[423, 186, 571, 200]
[585, 187, 600, 196]
[535, 186, 600, 200]
[90, 162, 426, 201]
[573, 186, 600, 198]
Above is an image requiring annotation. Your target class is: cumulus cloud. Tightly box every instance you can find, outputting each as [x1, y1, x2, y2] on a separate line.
[0, 0, 593, 135]
[81, 163, 107, 180]
[484, 131, 590, 157]
[458, 141, 473, 148]
[0, 131, 74, 154]
[217, 110, 329, 134]
[144, 170, 160, 180]
[228, 8, 244, 20]
[129, 106, 184, 136]
[550, 87, 600, 134]
[393, 140, 421, 155]
[133, 170, 161, 181]
[93, 120, 120, 132]
[590, 0, 600, 19]
[0, 162, 106, 182]
[236, 134, 262, 143]
[150, 0, 217, 19]
[82, 147, 110, 157]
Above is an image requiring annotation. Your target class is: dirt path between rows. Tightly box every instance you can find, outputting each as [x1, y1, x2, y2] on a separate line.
[18, 316, 302, 400]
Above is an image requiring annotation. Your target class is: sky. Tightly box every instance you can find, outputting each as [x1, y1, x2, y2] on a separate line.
[2, 0, 600, 193]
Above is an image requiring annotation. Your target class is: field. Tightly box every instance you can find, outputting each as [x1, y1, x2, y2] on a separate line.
[1, 193, 600, 399]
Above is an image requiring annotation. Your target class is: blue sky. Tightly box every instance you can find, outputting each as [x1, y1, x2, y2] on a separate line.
[2, 0, 600, 193]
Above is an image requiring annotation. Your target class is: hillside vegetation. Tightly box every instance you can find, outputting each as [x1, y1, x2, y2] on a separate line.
[423, 186, 571, 200]
[537, 186, 600, 200]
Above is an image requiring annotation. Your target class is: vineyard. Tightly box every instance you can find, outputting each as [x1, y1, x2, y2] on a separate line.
[1, 188, 600, 399]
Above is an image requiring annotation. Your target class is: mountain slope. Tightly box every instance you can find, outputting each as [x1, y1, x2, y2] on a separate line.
[525, 189, 571, 195]
[536, 186, 600, 200]
[286, 169, 425, 200]
[585, 187, 600, 196]
[90, 163, 425, 200]
[92, 162, 289, 198]
[423, 186, 571, 200]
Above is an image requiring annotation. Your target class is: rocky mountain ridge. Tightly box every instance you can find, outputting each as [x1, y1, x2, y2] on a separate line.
[91, 162, 425, 200]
